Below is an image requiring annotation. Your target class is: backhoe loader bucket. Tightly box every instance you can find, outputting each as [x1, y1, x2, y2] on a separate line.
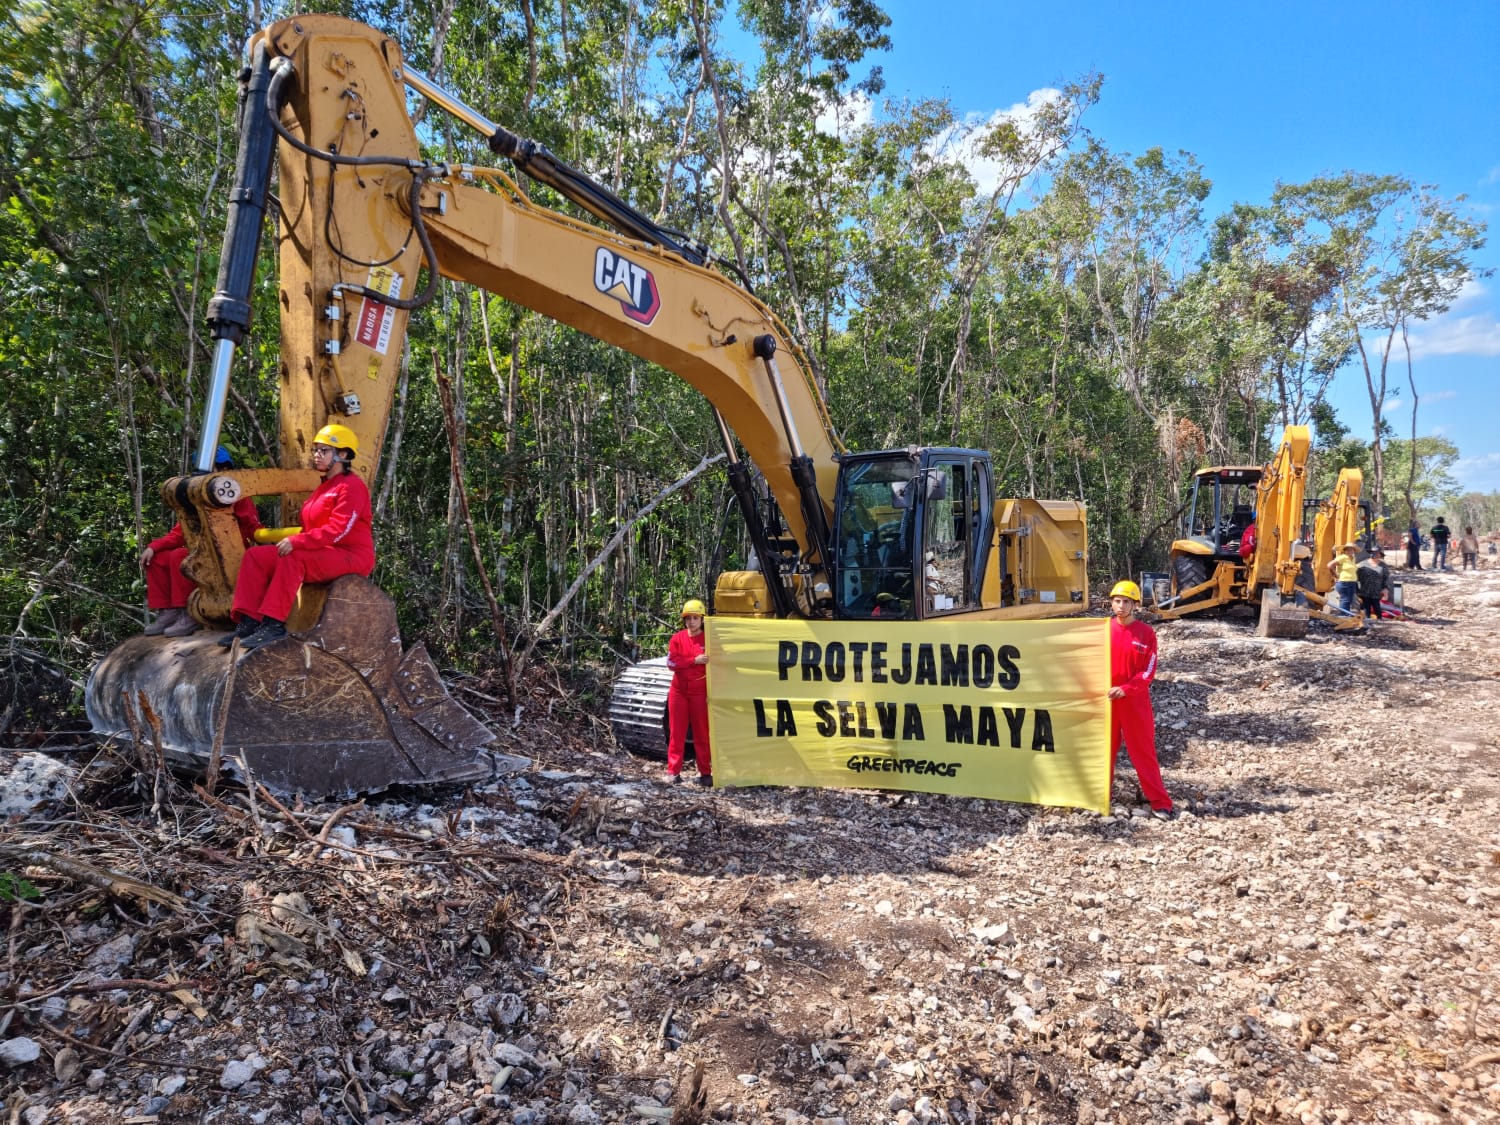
[1254, 588, 1309, 639]
[87, 577, 494, 797]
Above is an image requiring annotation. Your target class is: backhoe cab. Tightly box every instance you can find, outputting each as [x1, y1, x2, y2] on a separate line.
[1170, 465, 1262, 590]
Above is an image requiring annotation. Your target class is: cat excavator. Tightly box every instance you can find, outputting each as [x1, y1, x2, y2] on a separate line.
[86, 15, 1088, 792]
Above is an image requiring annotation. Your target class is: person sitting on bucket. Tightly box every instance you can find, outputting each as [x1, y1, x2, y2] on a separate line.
[1107, 580, 1173, 820]
[140, 446, 262, 637]
[218, 424, 375, 652]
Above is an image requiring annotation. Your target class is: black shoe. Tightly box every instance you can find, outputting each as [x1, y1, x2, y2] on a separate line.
[217, 617, 260, 648]
[240, 619, 287, 652]
[696, 774, 713, 788]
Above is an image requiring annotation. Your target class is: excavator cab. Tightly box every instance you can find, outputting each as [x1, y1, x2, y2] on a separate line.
[831, 449, 994, 620]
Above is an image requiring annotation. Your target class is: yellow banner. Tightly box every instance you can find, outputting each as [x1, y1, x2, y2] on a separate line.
[707, 618, 1111, 812]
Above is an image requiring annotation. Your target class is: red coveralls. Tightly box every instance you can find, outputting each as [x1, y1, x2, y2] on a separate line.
[1109, 615, 1173, 812]
[666, 627, 711, 778]
[145, 498, 262, 610]
[231, 472, 375, 624]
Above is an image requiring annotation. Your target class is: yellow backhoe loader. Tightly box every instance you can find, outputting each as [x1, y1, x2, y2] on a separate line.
[86, 15, 1089, 793]
[1150, 426, 1363, 638]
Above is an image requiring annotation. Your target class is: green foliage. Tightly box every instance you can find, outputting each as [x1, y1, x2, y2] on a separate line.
[0, 872, 41, 904]
[1381, 436, 1462, 525]
[0, 0, 1489, 709]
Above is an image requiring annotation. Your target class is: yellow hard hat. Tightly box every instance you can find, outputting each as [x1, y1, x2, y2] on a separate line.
[680, 598, 707, 618]
[313, 423, 359, 456]
[1110, 580, 1142, 601]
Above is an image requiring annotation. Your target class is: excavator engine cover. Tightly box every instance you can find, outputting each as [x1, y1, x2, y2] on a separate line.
[87, 577, 494, 797]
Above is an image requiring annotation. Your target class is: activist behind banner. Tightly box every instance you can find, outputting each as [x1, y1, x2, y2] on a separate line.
[707, 618, 1111, 812]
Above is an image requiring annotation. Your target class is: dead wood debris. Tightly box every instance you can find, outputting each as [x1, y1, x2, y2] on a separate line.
[0, 572, 1498, 1123]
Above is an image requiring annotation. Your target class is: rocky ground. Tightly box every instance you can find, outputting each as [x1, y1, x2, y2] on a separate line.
[1, 565, 1497, 1125]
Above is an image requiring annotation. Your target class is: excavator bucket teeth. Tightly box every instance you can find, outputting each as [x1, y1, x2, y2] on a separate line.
[86, 577, 494, 797]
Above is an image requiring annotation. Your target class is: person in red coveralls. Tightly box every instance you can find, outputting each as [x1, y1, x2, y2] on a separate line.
[1238, 522, 1257, 563]
[665, 598, 713, 787]
[217, 424, 375, 652]
[1107, 579, 1174, 819]
[140, 446, 262, 637]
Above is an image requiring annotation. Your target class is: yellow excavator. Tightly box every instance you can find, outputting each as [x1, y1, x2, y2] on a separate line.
[86, 15, 1088, 793]
[1307, 468, 1369, 595]
[1298, 466, 1390, 614]
[1150, 425, 1363, 638]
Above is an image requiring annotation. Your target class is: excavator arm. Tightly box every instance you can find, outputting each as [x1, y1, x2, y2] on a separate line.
[191, 14, 840, 619]
[1311, 468, 1365, 595]
[1247, 425, 1310, 597]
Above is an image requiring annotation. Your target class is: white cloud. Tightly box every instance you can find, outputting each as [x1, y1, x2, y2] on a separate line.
[1453, 450, 1500, 492]
[1449, 277, 1488, 308]
[816, 91, 873, 140]
[934, 88, 1065, 199]
[1406, 313, 1500, 357]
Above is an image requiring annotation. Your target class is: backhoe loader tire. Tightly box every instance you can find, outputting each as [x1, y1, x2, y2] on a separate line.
[1172, 554, 1210, 603]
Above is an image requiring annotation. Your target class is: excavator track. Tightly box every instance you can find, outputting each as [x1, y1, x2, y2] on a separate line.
[608, 657, 697, 763]
[87, 577, 495, 797]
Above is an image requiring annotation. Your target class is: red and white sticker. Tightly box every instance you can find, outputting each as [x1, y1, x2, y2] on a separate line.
[354, 267, 403, 355]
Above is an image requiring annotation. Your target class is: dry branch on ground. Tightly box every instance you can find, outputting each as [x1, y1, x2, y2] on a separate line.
[0, 568, 1497, 1124]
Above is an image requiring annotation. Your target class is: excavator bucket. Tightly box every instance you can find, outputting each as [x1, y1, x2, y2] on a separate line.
[1254, 588, 1309, 639]
[87, 577, 495, 797]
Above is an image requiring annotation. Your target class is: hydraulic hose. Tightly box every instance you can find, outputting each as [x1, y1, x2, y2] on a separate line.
[262, 59, 442, 313]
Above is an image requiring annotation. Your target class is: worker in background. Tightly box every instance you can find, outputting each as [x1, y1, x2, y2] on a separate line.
[924, 551, 941, 599]
[217, 424, 374, 652]
[1405, 521, 1422, 569]
[1327, 542, 1360, 615]
[1356, 548, 1392, 627]
[1429, 517, 1452, 571]
[140, 446, 262, 637]
[1459, 526, 1480, 571]
[665, 599, 713, 787]
[1238, 521, 1257, 562]
[1106, 580, 1173, 820]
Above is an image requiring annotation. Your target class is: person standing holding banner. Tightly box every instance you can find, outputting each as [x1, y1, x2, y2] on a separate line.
[1107, 580, 1174, 819]
[666, 598, 713, 788]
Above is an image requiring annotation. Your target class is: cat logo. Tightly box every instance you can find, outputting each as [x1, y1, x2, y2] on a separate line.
[594, 246, 661, 325]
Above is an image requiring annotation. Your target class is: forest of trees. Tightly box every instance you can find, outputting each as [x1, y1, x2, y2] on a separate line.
[1, 0, 1491, 716]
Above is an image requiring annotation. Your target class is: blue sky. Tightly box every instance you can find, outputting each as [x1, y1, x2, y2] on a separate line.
[776, 0, 1500, 492]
